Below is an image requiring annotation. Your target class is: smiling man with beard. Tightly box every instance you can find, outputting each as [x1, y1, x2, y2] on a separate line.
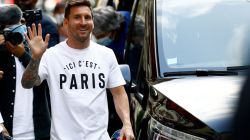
[21, 0, 135, 140]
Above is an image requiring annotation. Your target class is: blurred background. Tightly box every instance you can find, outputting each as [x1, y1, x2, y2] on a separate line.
[0, 0, 122, 12]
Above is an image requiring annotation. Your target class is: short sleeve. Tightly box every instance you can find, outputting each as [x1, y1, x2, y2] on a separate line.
[107, 50, 126, 88]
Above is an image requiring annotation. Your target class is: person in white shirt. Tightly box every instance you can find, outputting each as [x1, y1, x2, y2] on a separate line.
[21, 0, 135, 140]
[0, 16, 50, 140]
[0, 35, 8, 139]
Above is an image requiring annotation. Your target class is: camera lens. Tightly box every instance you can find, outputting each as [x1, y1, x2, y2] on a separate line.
[4, 31, 23, 46]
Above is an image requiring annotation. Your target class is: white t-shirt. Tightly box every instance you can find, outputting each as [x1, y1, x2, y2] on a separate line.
[39, 41, 125, 140]
[13, 57, 34, 140]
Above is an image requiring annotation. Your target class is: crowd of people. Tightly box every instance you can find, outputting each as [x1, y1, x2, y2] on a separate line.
[0, 0, 136, 140]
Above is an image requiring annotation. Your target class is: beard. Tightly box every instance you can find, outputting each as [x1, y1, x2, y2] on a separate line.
[68, 28, 92, 43]
[71, 32, 91, 44]
[66, 20, 94, 45]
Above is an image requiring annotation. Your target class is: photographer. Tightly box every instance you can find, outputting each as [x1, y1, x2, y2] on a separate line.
[0, 34, 10, 140]
[0, 4, 50, 140]
[14, 0, 59, 47]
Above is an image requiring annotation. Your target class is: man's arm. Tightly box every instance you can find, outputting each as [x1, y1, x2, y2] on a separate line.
[21, 23, 50, 88]
[21, 59, 42, 88]
[110, 86, 135, 140]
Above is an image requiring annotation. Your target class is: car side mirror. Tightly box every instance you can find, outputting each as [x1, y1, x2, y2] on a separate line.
[119, 64, 131, 84]
[119, 64, 137, 93]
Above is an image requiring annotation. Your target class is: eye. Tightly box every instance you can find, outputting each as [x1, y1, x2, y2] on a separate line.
[74, 15, 81, 20]
[85, 15, 92, 20]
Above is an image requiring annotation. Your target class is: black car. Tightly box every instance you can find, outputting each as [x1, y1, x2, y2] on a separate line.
[122, 0, 250, 139]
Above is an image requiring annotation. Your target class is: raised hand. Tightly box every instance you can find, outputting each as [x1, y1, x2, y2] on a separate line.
[25, 23, 50, 60]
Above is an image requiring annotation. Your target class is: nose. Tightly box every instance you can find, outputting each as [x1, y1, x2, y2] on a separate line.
[79, 17, 88, 25]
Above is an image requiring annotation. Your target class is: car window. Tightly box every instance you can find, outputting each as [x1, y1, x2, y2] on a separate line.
[126, 0, 146, 81]
[156, 0, 250, 75]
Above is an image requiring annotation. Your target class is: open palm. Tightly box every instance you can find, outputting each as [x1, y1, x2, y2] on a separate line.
[25, 23, 50, 60]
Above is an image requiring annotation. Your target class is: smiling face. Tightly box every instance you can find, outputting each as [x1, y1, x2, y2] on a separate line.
[64, 5, 94, 47]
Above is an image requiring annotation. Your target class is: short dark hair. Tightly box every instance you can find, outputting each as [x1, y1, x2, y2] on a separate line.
[64, 0, 92, 19]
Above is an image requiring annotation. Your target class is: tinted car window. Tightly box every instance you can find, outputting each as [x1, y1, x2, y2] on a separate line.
[126, 0, 146, 81]
[156, 0, 250, 75]
[126, 0, 250, 139]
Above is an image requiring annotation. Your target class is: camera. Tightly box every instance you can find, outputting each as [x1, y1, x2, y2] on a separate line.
[0, 4, 42, 47]
[23, 9, 42, 25]
[0, 9, 42, 46]
[0, 29, 23, 46]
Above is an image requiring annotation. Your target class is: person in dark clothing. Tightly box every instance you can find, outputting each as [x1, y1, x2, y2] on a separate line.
[126, 16, 144, 81]
[0, 6, 50, 139]
[0, 43, 51, 140]
[12, 1, 55, 139]
[92, 6, 132, 135]
[92, 6, 130, 64]
[53, 2, 68, 42]
[14, 0, 59, 48]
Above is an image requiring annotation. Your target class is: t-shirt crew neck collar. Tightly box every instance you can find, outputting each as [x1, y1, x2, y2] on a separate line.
[62, 40, 91, 54]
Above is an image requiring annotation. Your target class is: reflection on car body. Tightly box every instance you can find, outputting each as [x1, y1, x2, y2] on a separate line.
[123, 0, 250, 140]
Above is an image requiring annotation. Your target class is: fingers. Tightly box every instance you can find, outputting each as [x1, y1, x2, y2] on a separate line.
[120, 126, 135, 140]
[44, 34, 50, 46]
[119, 129, 126, 140]
[32, 23, 37, 37]
[38, 23, 42, 36]
[27, 25, 33, 39]
[121, 133, 135, 140]
[26, 23, 49, 50]
[27, 23, 39, 39]
[24, 33, 32, 49]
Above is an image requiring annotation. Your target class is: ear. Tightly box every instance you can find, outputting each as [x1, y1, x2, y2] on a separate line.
[63, 18, 68, 27]
[92, 20, 94, 31]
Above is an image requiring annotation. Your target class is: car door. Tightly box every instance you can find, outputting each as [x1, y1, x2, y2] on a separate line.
[126, 0, 250, 140]
[124, 0, 151, 139]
